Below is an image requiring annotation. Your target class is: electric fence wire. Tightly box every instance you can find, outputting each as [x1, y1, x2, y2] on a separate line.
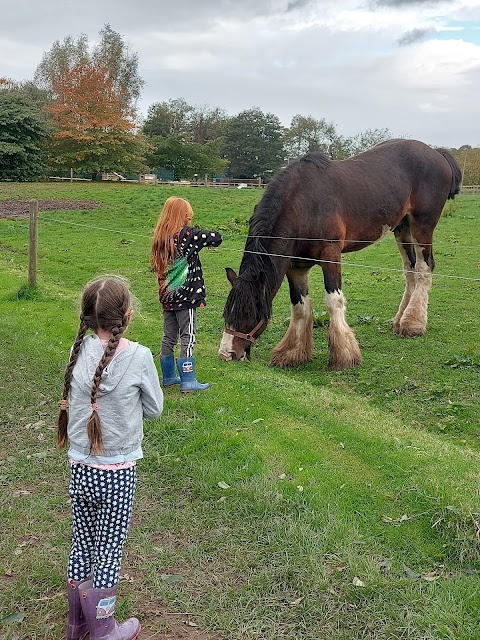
[3, 214, 480, 283]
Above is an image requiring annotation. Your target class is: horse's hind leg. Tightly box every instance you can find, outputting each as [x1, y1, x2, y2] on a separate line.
[393, 217, 417, 334]
[322, 256, 362, 371]
[393, 214, 435, 337]
[270, 265, 313, 368]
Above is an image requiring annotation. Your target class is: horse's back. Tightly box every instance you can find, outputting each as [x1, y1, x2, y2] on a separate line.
[348, 139, 457, 195]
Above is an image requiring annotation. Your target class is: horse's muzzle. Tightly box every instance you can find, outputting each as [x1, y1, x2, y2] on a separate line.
[218, 331, 249, 362]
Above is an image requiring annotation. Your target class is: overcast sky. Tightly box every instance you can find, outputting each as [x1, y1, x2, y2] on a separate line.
[1, 0, 479, 148]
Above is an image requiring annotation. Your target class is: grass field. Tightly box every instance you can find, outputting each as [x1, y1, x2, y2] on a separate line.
[1, 182, 479, 639]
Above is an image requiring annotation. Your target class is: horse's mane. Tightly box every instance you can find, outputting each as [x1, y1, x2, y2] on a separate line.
[223, 176, 289, 328]
[224, 152, 334, 329]
[300, 152, 332, 170]
[223, 232, 278, 328]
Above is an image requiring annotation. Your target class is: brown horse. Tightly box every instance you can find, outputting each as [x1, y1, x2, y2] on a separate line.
[219, 139, 462, 370]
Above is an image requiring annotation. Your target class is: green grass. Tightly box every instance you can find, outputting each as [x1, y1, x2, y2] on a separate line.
[1, 182, 479, 639]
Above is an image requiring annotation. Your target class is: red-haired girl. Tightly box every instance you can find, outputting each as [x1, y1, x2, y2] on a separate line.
[151, 196, 222, 392]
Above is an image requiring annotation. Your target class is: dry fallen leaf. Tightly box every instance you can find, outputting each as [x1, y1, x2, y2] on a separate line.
[352, 576, 365, 587]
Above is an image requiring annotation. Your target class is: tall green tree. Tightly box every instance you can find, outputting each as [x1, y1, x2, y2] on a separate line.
[0, 89, 50, 181]
[34, 34, 90, 92]
[342, 128, 392, 158]
[146, 135, 227, 180]
[222, 108, 285, 178]
[143, 98, 227, 143]
[285, 115, 342, 160]
[143, 98, 193, 138]
[91, 24, 144, 110]
[188, 105, 227, 144]
[143, 98, 228, 178]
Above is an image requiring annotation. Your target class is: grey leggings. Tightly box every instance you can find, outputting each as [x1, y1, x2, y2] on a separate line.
[161, 307, 197, 358]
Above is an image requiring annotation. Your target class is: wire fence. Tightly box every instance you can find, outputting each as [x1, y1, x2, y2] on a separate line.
[3, 213, 471, 283]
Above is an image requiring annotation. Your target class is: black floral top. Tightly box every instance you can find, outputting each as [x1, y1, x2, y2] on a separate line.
[158, 226, 222, 310]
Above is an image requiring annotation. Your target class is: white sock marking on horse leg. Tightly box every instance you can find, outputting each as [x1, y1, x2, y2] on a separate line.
[325, 290, 362, 370]
[270, 295, 313, 367]
[397, 243, 432, 336]
[393, 242, 416, 333]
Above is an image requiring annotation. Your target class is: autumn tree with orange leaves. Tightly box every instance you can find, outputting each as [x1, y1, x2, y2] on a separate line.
[44, 62, 148, 173]
[36, 25, 148, 174]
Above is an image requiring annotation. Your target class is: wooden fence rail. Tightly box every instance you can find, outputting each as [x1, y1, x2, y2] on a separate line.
[461, 185, 480, 194]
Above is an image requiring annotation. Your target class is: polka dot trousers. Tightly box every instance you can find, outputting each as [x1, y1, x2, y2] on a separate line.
[68, 464, 136, 588]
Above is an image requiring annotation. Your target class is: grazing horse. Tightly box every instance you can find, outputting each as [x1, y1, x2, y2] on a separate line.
[218, 139, 461, 370]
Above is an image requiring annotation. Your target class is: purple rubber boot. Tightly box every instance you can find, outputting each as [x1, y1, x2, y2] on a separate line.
[80, 581, 141, 640]
[66, 578, 89, 640]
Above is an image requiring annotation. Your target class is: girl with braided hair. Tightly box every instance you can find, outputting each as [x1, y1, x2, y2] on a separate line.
[57, 275, 163, 640]
[151, 196, 222, 392]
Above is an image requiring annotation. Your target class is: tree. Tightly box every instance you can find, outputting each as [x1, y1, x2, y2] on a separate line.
[44, 63, 147, 173]
[143, 98, 193, 138]
[342, 128, 392, 158]
[188, 105, 227, 144]
[222, 108, 285, 178]
[35, 25, 143, 115]
[34, 34, 90, 92]
[0, 89, 50, 180]
[146, 135, 227, 180]
[143, 99, 227, 143]
[0, 76, 50, 109]
[452, 147, 480, 184]
[285, 115, 342, 160]
[142, 98, 228, 178]
[91, 24, 144, 111]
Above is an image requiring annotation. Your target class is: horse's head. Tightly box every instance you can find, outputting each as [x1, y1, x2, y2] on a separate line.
[218, 267, 269, 362]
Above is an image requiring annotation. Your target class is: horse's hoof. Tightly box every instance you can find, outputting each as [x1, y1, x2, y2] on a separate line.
[395, 324, 426, 338]
[269, 350, 311, 368]
[327, 354, 362, 371]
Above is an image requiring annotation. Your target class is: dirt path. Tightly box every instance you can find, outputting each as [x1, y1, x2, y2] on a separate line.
[0, 199, 100, 219]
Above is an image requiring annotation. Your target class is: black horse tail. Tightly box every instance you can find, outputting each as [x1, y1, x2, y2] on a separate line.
[436, 148, 462, 199]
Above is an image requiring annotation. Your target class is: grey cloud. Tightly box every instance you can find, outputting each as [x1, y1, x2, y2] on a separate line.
[287, 0, 312, 11]
[397, 27, 433, 45]
[372, 0, 451, 6]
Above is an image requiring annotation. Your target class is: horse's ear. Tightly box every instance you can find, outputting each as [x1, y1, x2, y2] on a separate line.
[225, 267, 237, 286]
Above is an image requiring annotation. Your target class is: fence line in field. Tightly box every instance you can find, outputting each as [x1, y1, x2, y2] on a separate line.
[15, 214, 476, 283]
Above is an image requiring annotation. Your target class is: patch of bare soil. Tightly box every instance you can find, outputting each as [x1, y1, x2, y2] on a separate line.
[0, 199, 100, 219]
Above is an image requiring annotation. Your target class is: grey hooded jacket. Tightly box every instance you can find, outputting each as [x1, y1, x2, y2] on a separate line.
[67, 334, 163, 461]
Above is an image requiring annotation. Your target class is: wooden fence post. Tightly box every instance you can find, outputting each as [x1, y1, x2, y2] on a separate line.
[28, 199, 38, 288]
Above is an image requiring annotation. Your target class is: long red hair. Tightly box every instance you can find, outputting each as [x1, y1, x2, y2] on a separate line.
[151, 197, 194, 276]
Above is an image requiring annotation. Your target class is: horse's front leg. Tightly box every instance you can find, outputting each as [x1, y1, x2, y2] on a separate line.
[322, 258, 362, 371]
[270, 266, 313, 368]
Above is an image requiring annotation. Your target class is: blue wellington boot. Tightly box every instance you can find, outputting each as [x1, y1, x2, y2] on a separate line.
[177, 357, 210, 393]
[160, 355, 181, 387]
